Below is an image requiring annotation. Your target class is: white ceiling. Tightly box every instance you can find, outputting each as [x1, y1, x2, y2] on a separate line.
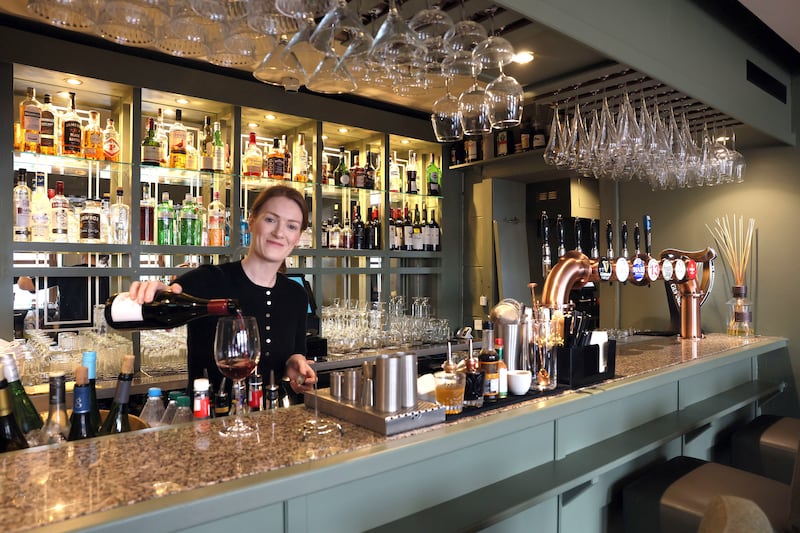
[739, 0, 800, 53]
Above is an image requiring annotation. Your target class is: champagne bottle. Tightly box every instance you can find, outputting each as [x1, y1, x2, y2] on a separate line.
[43, 371, 70, 444]
[81, 351, 102, 432]
[0, 363, 28, 453]
[67, 366, 97, 441]
[0, 354, 43, 436]
[104, 290, 240, 331]
[98, 355, 135, 435]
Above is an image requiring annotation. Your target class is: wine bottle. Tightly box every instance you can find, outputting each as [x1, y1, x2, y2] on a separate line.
[43, 371, 70, 444]
[479, 322, 500, 403]
[67, 366, 97, 441]
[81, 351, 102, 432]
[104, 290, 240, 331]
[98, 355, 135, 435]
[0, 364, 28, 453]
[0, 354, 43, 436]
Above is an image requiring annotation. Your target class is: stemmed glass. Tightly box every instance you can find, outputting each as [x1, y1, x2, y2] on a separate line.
[214, 315, 260, 437]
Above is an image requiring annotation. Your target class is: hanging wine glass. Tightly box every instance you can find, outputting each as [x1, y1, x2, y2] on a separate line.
[575, 105, 594, 176]
[668, 108, 688, 189]
[559, 106, 578, 170]
[431, 79, 463, 142]
[409, 3, 454, 52]
[306, 49, 357, 94]
[458, 79, 491, 136]
[27, 0, 97, 31]
[311, 0, 367, 55]
[369, 0, 425, 72]
[592, 96, 616, 180]
[473, 34, 515, 71]
[680, 113, 702, 187]
[713, 125, 734, 184]
[214, 316, 260, 437]
[445, 19, 487, 52]
[189, 0, 247, 22]
[253, 34, 308, 91]
[485, 68, 523, 129]
[729, 130, 746, 183]
[206, 21, 257, 68]
[246, 0, 298, 36]
[699, 123, 719, 186]
[96, 0, 165, 47]
[275, 0, 337, 19]
[156, 0, 210, 57]
[543, 103, 564, 167]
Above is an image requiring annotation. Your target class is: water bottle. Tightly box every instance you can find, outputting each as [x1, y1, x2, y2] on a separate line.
[170, 395, 194, 424]
[139, 387, 165, 428]
[160, 390, 181, 425]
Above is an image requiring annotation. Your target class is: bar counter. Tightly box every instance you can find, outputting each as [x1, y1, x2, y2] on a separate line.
[1, 334, 789, 532]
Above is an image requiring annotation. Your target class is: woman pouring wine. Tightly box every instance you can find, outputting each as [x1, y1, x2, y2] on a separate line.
[126, 185, 316, 395]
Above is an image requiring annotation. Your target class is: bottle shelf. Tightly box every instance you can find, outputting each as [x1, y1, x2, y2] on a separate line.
[13, 150, 131, 178]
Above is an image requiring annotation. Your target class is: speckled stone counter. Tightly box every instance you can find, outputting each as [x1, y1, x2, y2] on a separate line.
[0, 334, 788, 532]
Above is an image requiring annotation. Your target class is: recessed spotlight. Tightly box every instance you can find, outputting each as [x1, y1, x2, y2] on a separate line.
[176, 98, 189, 105]
[400, 139, 410, 145]
[265, 114, 276, 120]
[57, 91, 71, 99]
[338, 127, 348, 133]
[64, 78, 83, 86]
[512, 51, 534, 64]
[248, 122, 259, 129]
[321, 135, 328, 140]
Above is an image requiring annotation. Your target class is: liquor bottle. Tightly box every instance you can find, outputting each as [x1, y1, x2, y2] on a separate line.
[353, 204, 365, 250]
[267, 137, 285, 179]
[244, 132, 263, 177]
[266, 371, 279, 410]
[83, 110, 103, 160]
[138, 387, 165, 428]
[81, 350, 102, 432]
[406, 151, 418, 194]
[169, 109, 187, 169]
[328, 206, 340, 249]
[282, 134, 292, 180]
[156, 108, 169, 166]
[43, 371, 70, 443]
[98, 355, 135, 435]
[248, 370, 263, 411]
[351, 152, 365, 188]
[49, 180, 69, 243]
[215, 377, 230, 417]
[496, 338, 507, 399]
[426, 153, 441, 195]
[421, 203, 430, 250]
[185, 132, 199, 170]
[178, 193, 197, 245]
[428, 209, 441, 252]
[334, 146, 350, 186]
[19, 86, 41, 153]
[103, 118, 121, 162]
[30, 171, 50, 242]
[104, 290, 240, 331]
[388, 209, 396, 250]
[195, 196, 207, 246]
[240, 213, 250, 246]
[389, 151, 402, 192]
[101, 191, 111, 244]
[463, 339, 484, 408]
[105, 187, 128, 245]
[67, 366, 96, 441]
[79, 198, 102, 243]
[364, 147, 376, 189]
[0, 354, 43, 436]
[479, 322, 500, 403]
[367, 207, 379, 250]
[61, 91, 82, 156]
[403, 203, 414, 251]
[39, 93, 57, 155]
[200, 115, 214, 171]
[320, 218, 330, 248]
[341, 214, 353, 249]
[533, 116, 547, 149]
[294, 133, 309, 182]
[212, 121, 225, 172]
[13, 169, 32, 242]
[0, 365, 28, 452]
[141, 117, 161, 166]
[207, 190, 226, 246]
[412, 204, 424, 251]
[395, 208, 405, 251]
[140, 184, 155, 244]
[155, 191, 173, 245]
[519, 117, 531, 152]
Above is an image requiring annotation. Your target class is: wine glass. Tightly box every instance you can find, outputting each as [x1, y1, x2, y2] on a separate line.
[214, 315, 260, 436]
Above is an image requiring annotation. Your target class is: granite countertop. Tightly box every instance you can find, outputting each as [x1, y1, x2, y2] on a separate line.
[0, 333, 781, 531]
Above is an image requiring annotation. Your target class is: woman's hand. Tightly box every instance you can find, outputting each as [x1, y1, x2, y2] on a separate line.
[127, 280, 182, 304]
[286, 354, 316, 393]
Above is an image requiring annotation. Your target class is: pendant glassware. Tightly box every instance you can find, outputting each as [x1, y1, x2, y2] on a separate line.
[245, 0, 297, 36]
[96, 0, 165, 47]
[444, 19, 487, 52]
[543, 104, 563, 167]
[27, 0, 97, 31]
[214, 316, 261, 436]
[431, 80, 463, 142]
[473, 35, 515, 70]
[485, 70, 523, 129]
[156, 0, 210, 58]
[306, 50, 357, 94]
[253, 34, 308, 91]
[459, 80, 491, 136]
[310, 0, 365, 55]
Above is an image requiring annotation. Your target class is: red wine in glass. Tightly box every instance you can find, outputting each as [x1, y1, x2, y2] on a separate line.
[217, 357, 257, 381]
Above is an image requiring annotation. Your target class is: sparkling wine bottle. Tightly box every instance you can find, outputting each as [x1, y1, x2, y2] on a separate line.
[67, 366, 97, 441]
[98, 355, 135, 435]
[81, 351, 102, 432]
[0, 364, 28, 453]
[43, 371, 70, 444]
[104, 290, 240, 331]
[0, 353, 43, 436]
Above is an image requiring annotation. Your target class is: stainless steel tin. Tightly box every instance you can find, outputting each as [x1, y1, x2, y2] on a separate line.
[330, 370, 344, 399]
[375, 354, 399, 413]
[343, 368, 360, 403]
[397, 352, 418, 408]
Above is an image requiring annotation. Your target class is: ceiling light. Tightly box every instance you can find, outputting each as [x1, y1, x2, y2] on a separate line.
[400, 139, 410, 144]
[176, 98, 189, 105]
[321, 135, 328, 140]
[512, 51, 534, 64]
[248, 122, 259, 129]
[265, 114, 276, 120]
[57, 91, 71, 99]
[64, 77, 82, 86]
[338, 127, 348, 133]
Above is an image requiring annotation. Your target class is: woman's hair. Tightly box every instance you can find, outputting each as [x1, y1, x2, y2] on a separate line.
[249, 185, 309, 231]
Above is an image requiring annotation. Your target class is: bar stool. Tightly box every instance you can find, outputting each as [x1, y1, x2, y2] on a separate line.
[731, 414, 800, 484]
[622, 454, 798, 532]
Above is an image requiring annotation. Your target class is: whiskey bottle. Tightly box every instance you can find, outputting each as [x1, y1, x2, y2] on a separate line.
[61, 92, 82, 157]
[169, 109, 187, 169]
[19, 86, 41, 153]
[207, 191, 226, 246]
[267, 137, 285, 179]
[406, 150, 418, 194]
[103, 118, 121, 162]
[352, 152, 365, 188]
[39, 93, 57, 155]
[243, 132, 263, 177]
[83, 110, 103, 160]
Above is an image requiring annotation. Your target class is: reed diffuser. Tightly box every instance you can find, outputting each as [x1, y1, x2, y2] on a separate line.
[706, 215, 756, 336]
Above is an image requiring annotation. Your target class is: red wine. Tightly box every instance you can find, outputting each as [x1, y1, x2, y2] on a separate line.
[218, 358, 257, 381]
[98, 355, 135, 436]
[105, 290, 240, 331]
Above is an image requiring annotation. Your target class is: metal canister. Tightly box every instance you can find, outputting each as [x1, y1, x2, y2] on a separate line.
[330, 371, 344, 399]
[343, 368, 360, 403]
[397, 352, 418, 408]
[375, 354, 399, 413]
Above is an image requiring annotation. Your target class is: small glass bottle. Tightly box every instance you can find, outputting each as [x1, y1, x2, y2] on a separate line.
[248, 370, 263, 411]
[462, 339, 484, 408]
[727, 285, 754, 337]
[497, 338, 508, 399]
[43, 371, 70, 444]
[479, 323, 500, 403]
[83, 110, 103, 160]
[103, 118, 121, 162]
[108, 186, 130, 244]
[207, 191, 226, 246]
[215, 377, 230, 417]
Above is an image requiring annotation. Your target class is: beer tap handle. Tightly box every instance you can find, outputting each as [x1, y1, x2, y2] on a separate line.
[574, 217, 583, 252]
[590, 219, 599, 259]
[606, 219, 614, 257]
[556, 214, 566, 257]
[643, 214, 652, 256]
[621, 220, 628, 258]
[633, 222, 641, 255]
[541, 211, 551, 277]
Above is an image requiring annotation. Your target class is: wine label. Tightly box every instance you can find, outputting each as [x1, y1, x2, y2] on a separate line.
[615, 258, 630, 282]
[632, 257, 646, 283]
[673, 259, 686, 281]
[661, 259, 674, 281]
[598, 257, 613, 281]
[647, 258, 661, 282]
[109, 292, 144, 323]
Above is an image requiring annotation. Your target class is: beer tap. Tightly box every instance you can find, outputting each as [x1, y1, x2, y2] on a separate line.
[616, 220, 630, 283]
[633, 222, 641, 256]
[556, 214, 566, 257]
[621, 220, 629, 259]
[606, 219, 614, 258]
[643, 215, 652, 257]
[541, 211, 552, 277]
[590, 219, 600, 259]
[574, 217, 583, 253]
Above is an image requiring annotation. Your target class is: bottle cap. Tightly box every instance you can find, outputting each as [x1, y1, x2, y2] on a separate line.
[121, 354, 135, 374]
[148, 387, 162, 398]
[81, 350, 97, 363]
[177, 395, 191, 407]
[168, 390, 182, 400]
[193, 378, 210, 392]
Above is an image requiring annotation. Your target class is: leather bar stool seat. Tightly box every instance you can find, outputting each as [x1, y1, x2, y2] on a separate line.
[731, 414, 800, 484]
[622, 456, 792, 532]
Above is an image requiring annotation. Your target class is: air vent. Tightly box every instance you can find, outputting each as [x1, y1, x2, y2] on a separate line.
[537, 191, 559, 201]
[746, 60, 787, 104]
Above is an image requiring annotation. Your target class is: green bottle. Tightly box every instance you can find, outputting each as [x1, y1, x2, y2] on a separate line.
[0, 354, 42, 436]
[157, 192, 174, 245]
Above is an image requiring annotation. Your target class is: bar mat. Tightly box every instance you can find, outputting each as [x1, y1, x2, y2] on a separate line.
[445, 386, 571, 422]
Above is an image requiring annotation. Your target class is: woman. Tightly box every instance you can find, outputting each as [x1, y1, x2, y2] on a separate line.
[128, 185, 316, 395]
